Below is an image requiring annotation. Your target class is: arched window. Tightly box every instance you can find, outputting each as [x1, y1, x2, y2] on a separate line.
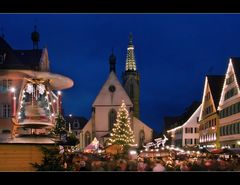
[139, 130, 145, 147]
[85, 131, 91, 146]
[108, 109, 117, 131]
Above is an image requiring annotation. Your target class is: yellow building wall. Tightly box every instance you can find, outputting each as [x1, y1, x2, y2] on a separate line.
[0, 144, 54, 171]
[199, 113, 220, 148]
[199, 81, 220, 148]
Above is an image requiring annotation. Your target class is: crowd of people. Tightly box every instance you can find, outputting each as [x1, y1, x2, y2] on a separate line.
[62, 151, 240, 171]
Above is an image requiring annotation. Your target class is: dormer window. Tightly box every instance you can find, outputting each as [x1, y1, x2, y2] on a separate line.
[73, 120, 79, 129]
[224, 87, 238, 101]
[226, 74, 234, 85]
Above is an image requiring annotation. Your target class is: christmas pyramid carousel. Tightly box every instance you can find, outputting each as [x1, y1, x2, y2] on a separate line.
[9, 70, 73, 143]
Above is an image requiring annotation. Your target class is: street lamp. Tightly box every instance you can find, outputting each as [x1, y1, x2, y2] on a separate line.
[10, 87, 15, 93]
[57, 91, 62, 114]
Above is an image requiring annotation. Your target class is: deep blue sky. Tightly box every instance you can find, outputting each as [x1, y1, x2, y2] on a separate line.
[1, 14, 240, 133]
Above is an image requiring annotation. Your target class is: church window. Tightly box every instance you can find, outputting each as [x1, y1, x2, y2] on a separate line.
[108, 109, 117, 131]
[85, 131, 91, 146]
[139, 130, 145, 147]
[109, 85, 116, 93]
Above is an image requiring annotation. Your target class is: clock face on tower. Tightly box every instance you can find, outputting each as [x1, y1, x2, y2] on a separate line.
[109, 85, 116, 92]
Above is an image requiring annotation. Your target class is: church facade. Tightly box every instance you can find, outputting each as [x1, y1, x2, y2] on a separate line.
[80, 35, 153, 149]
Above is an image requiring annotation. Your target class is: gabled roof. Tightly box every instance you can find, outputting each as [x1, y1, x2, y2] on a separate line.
[14, 49, 42, 70]
[93, 71, 132, 106]
[164, 116, 182, 131]
[164, 101, 201, 130]
[207, 75, 225, 108]
[231, 57, 240, 87]
[167, 104, 202, 133]
[0, 37, 42, 70]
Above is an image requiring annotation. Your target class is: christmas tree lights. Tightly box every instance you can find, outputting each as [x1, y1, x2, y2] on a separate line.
[109, 100, 135, 148]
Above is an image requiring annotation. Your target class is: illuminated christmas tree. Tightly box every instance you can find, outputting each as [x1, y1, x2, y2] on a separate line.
[109, 100, 135, 149]
[51, 114, 66, 136]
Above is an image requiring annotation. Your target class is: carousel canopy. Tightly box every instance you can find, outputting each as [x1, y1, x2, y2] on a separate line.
[0, 70, 73, 90]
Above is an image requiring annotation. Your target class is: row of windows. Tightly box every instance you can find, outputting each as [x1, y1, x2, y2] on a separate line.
[199, 133, 216, 143]
[220, 122, 240, 136]
[203, 105, 213, 116]
[0, 104, 11, 118]
[185, 138, 198, 145]
[185, 127, 198, 134]
[219, 102, 240, 118]
[224, 87, 238, 101]
[199, 118, 217, 131]
[0, 79, 12, 93]
[226, 74, 234, 85]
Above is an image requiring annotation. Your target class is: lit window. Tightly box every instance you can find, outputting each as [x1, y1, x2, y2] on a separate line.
[1, 104, 11, 118]
[108, 109, 117, 131]
[1, 79, 12, 93]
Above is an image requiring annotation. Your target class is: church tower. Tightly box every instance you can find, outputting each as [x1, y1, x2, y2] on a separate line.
[31, 25, 40, 50]
[122, 33, 140, 118]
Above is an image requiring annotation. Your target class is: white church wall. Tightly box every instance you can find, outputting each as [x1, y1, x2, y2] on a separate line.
[133, 117, 153, 147]
[81, 118, 92, 149]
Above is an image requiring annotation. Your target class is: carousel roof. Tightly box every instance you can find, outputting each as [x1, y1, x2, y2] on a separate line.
[0, 69, 73, 90]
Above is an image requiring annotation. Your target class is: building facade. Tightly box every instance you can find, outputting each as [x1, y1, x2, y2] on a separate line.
[218, 58, 240, 148]
[198, 75, 224, 149]
[167, 104, 201, 148]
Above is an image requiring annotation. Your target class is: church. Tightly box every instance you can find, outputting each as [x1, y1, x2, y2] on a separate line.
[80, 34, 153, 149]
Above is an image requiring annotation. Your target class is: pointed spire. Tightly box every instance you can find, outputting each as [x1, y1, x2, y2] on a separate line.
[109, 48, 116, 73]
[31, 25, 40, 50]
[129, 32, 133, 45]
[125, 33, 137, 71]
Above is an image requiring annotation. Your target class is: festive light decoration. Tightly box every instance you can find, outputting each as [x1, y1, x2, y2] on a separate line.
[143, 135, 169, 150]
[109, 100, 135, 147]
[10, 87, 15, 93]
[37, 84, 46, 95]
[125, 34, 137, 71]
[18, 89, 27, 121]
[26, 83, 34, 94]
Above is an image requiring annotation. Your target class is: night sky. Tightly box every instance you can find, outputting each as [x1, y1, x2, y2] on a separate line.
[1, 14, 240, 133]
